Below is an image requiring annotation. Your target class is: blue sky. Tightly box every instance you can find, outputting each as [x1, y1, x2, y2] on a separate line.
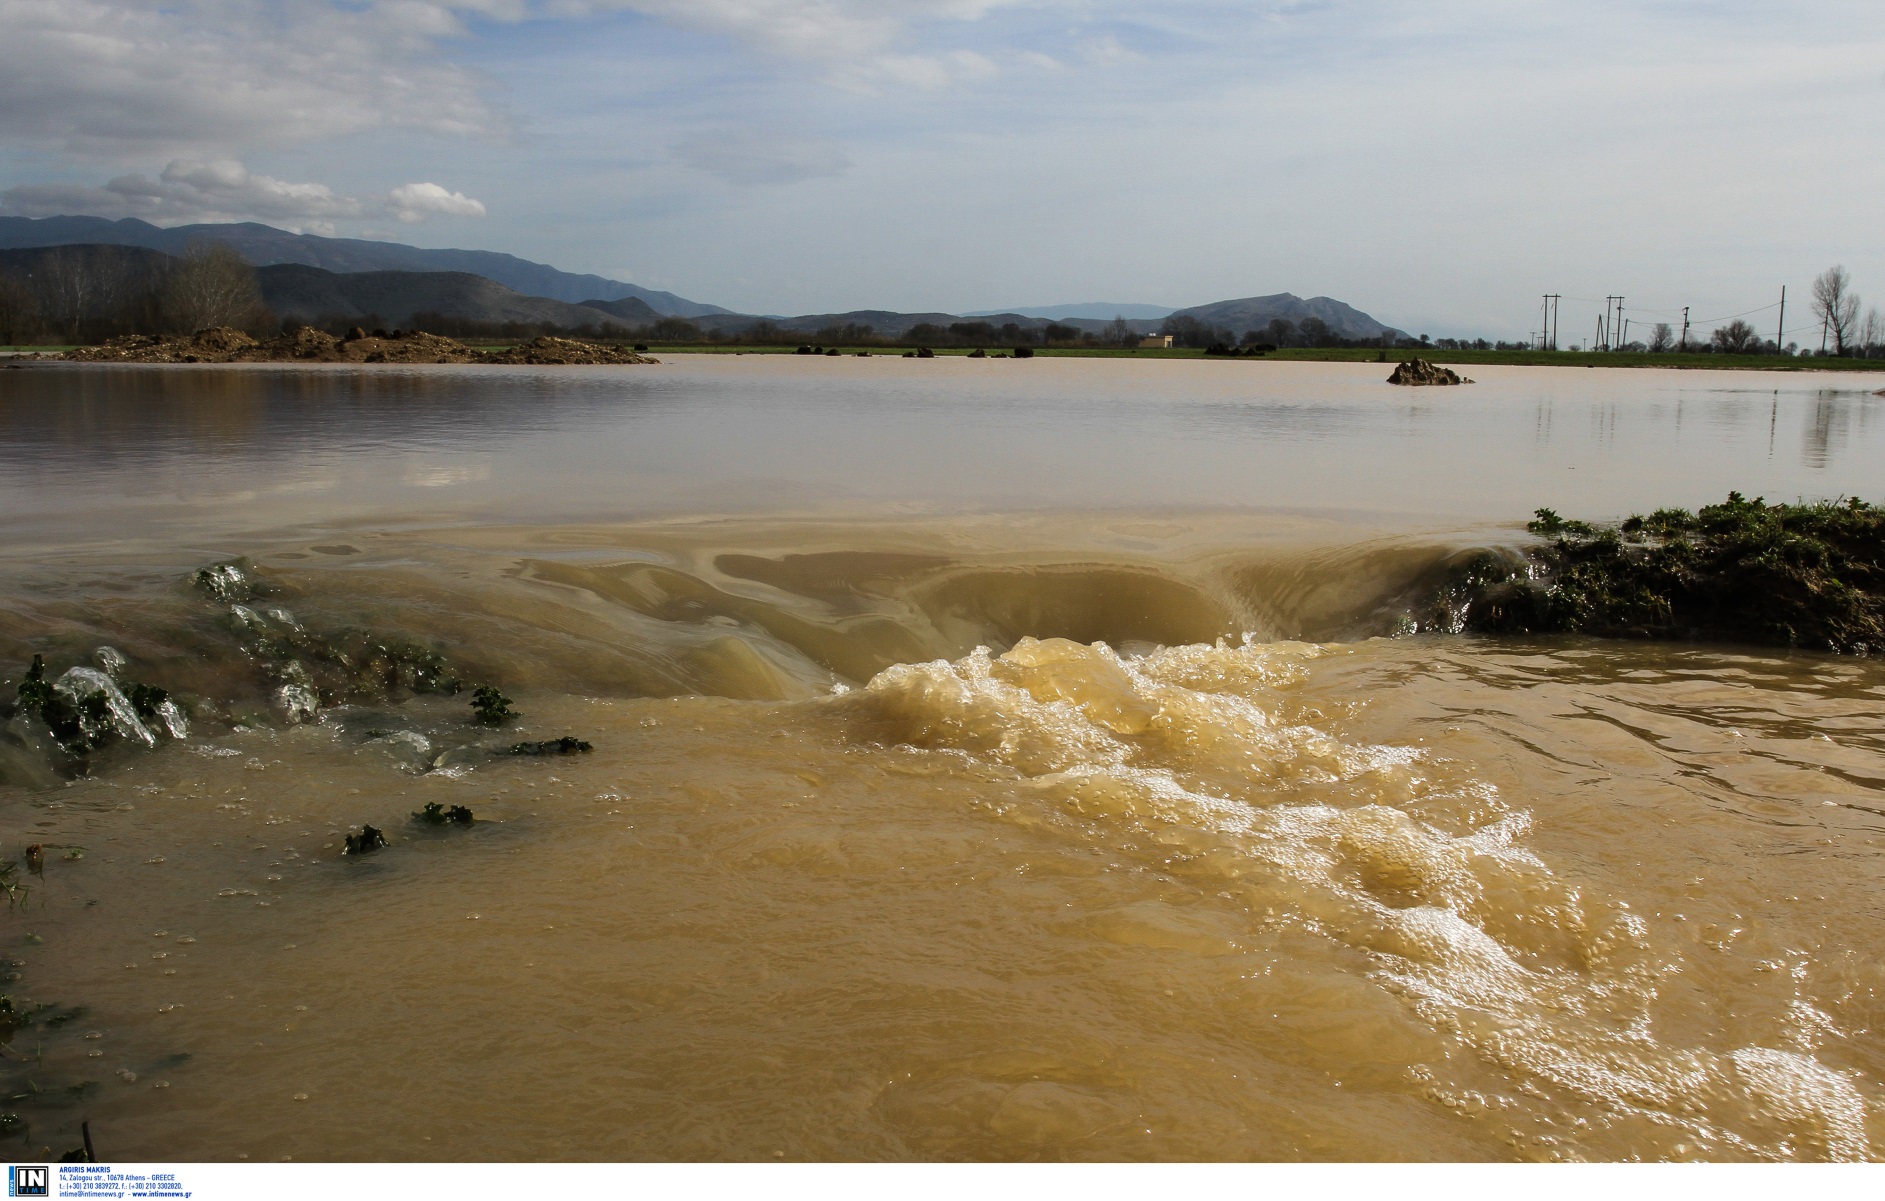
[1, 1, 1880, 339]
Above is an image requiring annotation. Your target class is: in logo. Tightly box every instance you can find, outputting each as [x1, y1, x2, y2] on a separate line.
[6, 1166, 47, 1198]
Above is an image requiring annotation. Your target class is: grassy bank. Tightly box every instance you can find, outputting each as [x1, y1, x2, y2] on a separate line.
[1425, 495, 1885, 653]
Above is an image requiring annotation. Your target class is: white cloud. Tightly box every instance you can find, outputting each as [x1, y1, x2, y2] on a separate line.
[386, 182, 489, 221]
[0, 0, 1038, 165]
[0, 160, 485, 229]
[0, 1, 501, 157]
[564, 0, 1025, 89]
[562, 1, 1022, 60]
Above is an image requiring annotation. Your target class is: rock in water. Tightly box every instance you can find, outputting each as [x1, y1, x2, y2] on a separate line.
[1388, 358, 1472, 386]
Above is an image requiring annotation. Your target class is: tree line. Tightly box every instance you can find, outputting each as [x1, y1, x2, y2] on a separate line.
[5, 245, 1881, 360]
[0, 243, 270, 345]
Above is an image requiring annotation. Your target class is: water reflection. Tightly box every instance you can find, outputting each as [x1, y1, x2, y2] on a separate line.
[1801, 389, 1871, 470]
[2, 360, 1883, 549]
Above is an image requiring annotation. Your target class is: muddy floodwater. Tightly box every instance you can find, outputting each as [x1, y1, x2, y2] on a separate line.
[0, 357, 1883, 1161]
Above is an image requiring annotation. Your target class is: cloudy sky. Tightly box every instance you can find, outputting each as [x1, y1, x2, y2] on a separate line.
[1, 1, 1880, 337]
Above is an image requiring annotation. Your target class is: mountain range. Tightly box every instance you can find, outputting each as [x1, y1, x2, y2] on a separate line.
[0, 215, 726, 317]
[962, 303, 1177, 321]
[0, 215, 1407, 342]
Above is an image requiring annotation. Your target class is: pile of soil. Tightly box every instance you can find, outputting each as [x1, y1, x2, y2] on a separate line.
[66, 327, 263, 363]
[61, 328, 655, 366]
[1387, 358, 1473, 385]
[315, 329, 483, 364]
[482, 336, 658, 365]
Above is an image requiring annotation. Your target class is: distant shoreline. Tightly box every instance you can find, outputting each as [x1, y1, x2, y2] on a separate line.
[6, 344, 1883, 373]
[558, 345, 1885, 372]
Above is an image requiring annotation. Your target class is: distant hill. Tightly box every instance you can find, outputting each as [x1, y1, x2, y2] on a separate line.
[679, 309, 1102, 337]
[257, 264, 660, 329]
[1171, 293, 1403, 341]
[579, 297, 669, 323]
[0, 220, 1409, 344]
[0, 216, 729, 318]
[963, 303, 1176, 321]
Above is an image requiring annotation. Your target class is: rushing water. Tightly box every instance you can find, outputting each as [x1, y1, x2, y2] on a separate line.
[0, 358, 1882, 1162]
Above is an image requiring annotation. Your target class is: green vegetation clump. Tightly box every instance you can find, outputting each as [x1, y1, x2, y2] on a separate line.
[10, 655, 118, 759]
[193, 560, 267, 604]
[469, 685, 514, 726]
[504, 736, 591, 756]
[1459, 494, 1885, 652]
[412, 802, 474, 826]
[342, 825, 387, 855]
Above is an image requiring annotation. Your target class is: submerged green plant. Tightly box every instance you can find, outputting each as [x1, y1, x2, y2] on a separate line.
[13, 656, 52, 715]
[0, 861, 28, 911]
[412, 802, 474, 826]
[342, 825, 387, 855]
[193, 560, 266, 604]
[469, 685, 514, 726]
[504, 736, 591, 756]
[1455, 494, 1885, 652]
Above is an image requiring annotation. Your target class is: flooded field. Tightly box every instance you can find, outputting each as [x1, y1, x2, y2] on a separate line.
[0, 358, 1881, 1161]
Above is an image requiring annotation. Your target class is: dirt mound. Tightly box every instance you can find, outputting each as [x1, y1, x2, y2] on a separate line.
[236, 327, 483, 364]
[1387, 357, 1472, 385]
[246, 327, 345, 361]
[332, 329, 483, 364]
[62, 328, 655, 366]
[482, 337, 658, 365]
[66, 327, 261, 363]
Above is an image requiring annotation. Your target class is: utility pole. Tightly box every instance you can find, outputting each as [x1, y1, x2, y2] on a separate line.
[1596, 315, 1606, 352]
[1680, 306, 1690, 351]
[1776, 285, 1785, 352]
[1821, 314, 1830, 354]
[1545, 294, 1560, 350]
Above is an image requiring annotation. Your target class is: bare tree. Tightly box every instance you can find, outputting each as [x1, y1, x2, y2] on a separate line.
[162, 242, 265, 332]
[34, 248, 93, 343]
[90, 252, 164, 338]
[1710, 319, 1760, 354]
[1102, 316, 1134, 347]
[1811, 265, 1861, 355]
[1647, 322, 1674, 353]
[0, 273, 39, 346]
[1861, 308, 1884, 358]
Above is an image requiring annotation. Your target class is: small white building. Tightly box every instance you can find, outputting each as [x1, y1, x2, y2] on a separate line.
[1139, 334, 1173, 349]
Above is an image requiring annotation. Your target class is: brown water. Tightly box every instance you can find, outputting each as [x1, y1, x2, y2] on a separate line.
[0, 358, 1882, 1162]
